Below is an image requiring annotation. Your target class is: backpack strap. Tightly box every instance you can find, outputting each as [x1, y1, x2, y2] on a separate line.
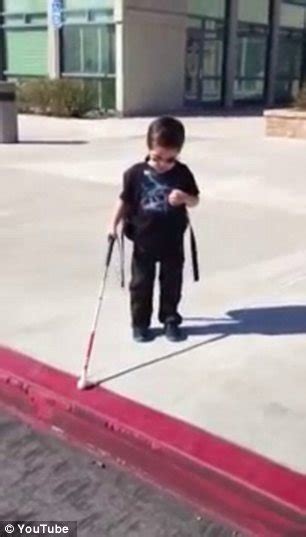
[119, 229, 125, 289]
[189, 222, 200, 283]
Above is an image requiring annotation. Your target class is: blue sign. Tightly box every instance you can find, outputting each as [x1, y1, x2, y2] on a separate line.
[52, 0, 63, 29]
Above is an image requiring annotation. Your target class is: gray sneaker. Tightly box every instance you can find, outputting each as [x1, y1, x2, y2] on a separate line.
[165, 322, 183, 342]
[133, 326, 151, 343]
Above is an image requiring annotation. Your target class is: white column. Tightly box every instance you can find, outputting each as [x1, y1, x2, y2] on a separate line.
[47, 0, 61, 79]
[115, 0, 125, 114]
[115, 0, 188, 116]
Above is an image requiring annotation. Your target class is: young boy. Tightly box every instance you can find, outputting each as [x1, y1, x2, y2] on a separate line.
[109, 116, 200, 342]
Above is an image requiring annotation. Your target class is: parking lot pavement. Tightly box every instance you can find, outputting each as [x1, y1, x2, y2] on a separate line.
[0, 409, 241, 537]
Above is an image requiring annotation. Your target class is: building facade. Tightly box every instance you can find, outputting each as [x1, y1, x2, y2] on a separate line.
[0, 0, 306, 114]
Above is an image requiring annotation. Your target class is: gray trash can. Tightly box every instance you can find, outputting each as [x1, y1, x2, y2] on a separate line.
[0, 82, 18, 143]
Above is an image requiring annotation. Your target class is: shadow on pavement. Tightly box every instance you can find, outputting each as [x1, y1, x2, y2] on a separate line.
[175, 105, 265, 118]
[97, 306, 306, 385]
[19, 140, 87, 145]
[186, 305, 306, 337]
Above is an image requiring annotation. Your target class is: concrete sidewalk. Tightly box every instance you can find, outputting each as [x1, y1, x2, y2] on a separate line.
[1, 114, 306, 478]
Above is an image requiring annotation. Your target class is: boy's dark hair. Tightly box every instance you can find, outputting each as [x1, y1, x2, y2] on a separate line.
[147, 116, 185, 151]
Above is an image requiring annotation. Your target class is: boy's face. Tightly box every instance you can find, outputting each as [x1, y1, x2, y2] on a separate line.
[148, 145, 180, 174]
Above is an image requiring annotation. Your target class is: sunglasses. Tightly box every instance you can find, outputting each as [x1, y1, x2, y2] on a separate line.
[150, 154, 177, 165]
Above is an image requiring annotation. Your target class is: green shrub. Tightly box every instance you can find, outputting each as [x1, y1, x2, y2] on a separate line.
[295, 84, 306, 110]
[17, 79, 51, 115]
[17, 78, 97, 118]
[49, 79, 96, 117]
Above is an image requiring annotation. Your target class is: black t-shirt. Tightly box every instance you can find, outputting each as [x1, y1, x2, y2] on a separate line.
[120, 160, 199, 254]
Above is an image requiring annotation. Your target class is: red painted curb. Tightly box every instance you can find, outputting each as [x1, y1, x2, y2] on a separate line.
[0, 345, 305, 536]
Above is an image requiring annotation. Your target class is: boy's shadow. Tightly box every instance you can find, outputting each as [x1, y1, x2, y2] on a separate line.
[186, 305, 306, 337]
[97, 305, 306, 385]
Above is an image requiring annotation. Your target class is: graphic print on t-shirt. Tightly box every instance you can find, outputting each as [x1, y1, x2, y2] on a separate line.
[140, 170, 171, 213]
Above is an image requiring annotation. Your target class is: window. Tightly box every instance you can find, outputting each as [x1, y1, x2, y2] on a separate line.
[61, 3, 115, 110]
[3, 0, 48, 77]
[62, 25, 115, 75]
[275, 1, 306, 100]
[185, 1, 225, 103]
[4, 0, 46, 12]
[238, 0, 269, 25]
[281, 2, 306, 28]
[64, 0, 113, 8]
[201, 20, 224, 101]
[62, 26, 80, 72]
[234, 0, 269, 101]
[188, 0, 225, 18]
[235, 26, 268, 100]
[108, 25, 115, 74]
[275, 29, 304, 99]
[5, 28, 48, 76]
[83, 27, 99, 73]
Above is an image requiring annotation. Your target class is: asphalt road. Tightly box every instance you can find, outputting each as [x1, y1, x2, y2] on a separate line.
[0, 408, 242, 537]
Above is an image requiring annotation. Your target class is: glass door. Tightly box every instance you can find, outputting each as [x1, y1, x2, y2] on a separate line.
[235, 23, 268, 101]
[185, 28, 202, 102]
[200, 18, 224, 102]
[185, 19, 224, 104]
[275, 0, 306, 102]
[275, 28, 304, 100]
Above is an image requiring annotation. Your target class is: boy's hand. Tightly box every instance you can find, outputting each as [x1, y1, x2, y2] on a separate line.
[168, 189, 188, 207]
[107, 224, 118, 239]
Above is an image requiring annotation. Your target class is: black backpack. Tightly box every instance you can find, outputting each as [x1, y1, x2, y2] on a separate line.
[120, 213, 199, 283]
[122, 210, 136, 242]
